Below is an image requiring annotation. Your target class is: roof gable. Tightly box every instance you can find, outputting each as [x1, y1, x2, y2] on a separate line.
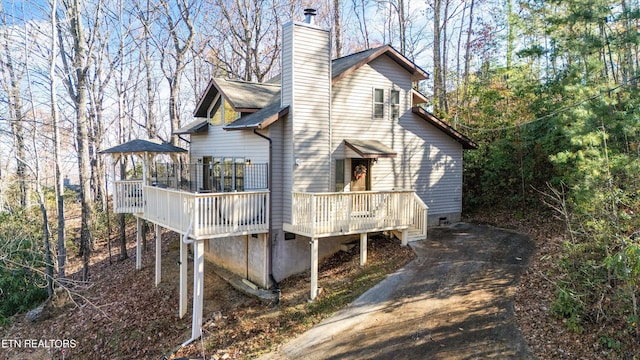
[331, 45, 429, 84]
[99, 139, 187, 154]
[193, 78, 280, 118]
[412, 107, 478, 149]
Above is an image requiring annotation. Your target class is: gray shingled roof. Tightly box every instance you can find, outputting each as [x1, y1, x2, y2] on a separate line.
[99, 139, 187, 154]
[344, 139, 397, 158]
[411, 107, 478, 149]
[224, 101, 289, 130]
[266, 45, 427, 85]
[216, 78, 280, 109]
[331, 47, 384, 78]
[175, 119, 209, 134]
[193, 78, 280, 117]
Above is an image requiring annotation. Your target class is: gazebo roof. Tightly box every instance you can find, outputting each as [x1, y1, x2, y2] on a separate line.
[99, 139, 187, 155]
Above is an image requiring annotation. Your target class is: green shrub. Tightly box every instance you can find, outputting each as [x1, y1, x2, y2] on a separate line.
[0, 268, 48, 324]
[0, 210, 49, 324]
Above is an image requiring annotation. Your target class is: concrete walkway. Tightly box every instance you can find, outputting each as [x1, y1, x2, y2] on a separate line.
[260, 223, 537, 360]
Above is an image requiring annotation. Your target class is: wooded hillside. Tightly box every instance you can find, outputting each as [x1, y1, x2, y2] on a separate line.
[1, 0, 639, 357]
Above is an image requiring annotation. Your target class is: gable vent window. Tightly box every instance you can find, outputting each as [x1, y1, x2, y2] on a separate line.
[373, 88, 384, 118]
[390, 90, 400, 119]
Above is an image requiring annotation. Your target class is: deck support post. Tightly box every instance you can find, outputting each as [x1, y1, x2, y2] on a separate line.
[191, 240, 204, 341]
[136, 217, 142, 270]
[310, 237, 319, 301]
[155, 224, 161, 286]
[401, 228, 408, 247]
[360, 233, 368, 266]
[179, 238, 188, 318]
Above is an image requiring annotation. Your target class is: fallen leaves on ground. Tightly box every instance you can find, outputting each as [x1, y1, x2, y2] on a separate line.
[1, 229, 414, 360]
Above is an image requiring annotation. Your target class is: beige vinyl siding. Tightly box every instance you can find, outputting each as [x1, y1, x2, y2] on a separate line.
[280, 23, 294, 224]
[267, 119, 286, 229]
[289, 24, 331, 193]
[189, 126, 269, 164]
[331, 55, 463, 216]
[281, 24, 293, 107]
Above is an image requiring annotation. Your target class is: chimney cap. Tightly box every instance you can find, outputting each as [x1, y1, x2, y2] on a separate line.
[303, 8, 317, 24]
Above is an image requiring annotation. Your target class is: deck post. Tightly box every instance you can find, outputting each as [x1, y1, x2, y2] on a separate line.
[360, 233, 368, 266]
[310, 237, 319, 301]
[136, 217, 142, 270]
[155, 224, 161, 286]
[401, 228, 408, 246]
[191, 240, 204, 340]
[179, 238, 188, 318]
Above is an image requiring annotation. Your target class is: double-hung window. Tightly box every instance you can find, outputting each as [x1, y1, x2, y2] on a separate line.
[373, 88, 384, 118]
[390, 90, 400, 119]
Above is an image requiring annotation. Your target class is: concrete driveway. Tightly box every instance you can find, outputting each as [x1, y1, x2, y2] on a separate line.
[260, 223, 537, 360]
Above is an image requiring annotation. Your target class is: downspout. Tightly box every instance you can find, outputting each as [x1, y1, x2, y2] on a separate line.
[253, 129, 280, 299]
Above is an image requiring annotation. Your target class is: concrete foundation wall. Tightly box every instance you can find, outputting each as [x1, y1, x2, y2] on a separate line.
[205, 234, 269, 288]
[203, 230, 362, 289]
[271, 230, 359, 282]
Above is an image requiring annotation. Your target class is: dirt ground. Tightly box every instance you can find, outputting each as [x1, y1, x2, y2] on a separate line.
[0, 226, 414, 359]
[261, 223, 536, 360]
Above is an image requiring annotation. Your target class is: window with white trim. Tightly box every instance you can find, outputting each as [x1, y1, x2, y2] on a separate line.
[390, 89, 400, 119]
[373, 88, 384, 118]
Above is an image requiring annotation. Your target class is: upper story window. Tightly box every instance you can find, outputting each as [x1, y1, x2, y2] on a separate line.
[390, 89, 400, 119]
[373, 88, 384, 118]
[209, 98, 240, 126]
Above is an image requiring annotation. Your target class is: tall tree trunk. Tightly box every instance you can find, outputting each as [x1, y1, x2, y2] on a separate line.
[334, 0, 342, 57]
[432, 0, 443, 112]
[160, 0, 195, 145]
[119, 161, 128, 260]
[462, 0, 475, 108]
[398, 0, 405, 55]
[352, 0, 370, 49]
[0, 11, 29, 208]
[23, 20, 54, 296]
[50, 0, 67, 280]
[142, 0, 158, 139]
[441, 0, 449, 113]
[454, 1, 467, 108]
[59, 0, 95, 281]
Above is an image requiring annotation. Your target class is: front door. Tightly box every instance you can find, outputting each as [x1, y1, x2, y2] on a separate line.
[350, 159, 370, 191]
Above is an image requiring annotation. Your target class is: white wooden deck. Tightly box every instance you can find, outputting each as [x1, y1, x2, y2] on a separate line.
[113, 180, 269, 239]
[283, 190, 427, 240]
[114, 181, 427, 241]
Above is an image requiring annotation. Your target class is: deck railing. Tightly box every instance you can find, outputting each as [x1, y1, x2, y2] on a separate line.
[411, 193, 428, 240]
[113, 180, 269, 239]
[284, 190, 426, 238]
[143, 186, 269, 239]
[113, 180, 144, 213]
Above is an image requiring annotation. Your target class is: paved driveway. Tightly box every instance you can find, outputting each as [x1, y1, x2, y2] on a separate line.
[260, 223, 537, 360]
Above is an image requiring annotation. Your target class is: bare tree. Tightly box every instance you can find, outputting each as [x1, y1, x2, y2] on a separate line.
[432, 0, 444, 111]
[48, 0, 67, 280]
[58, 0, 98, 281]
[334, 0, 343, 57]
[208, 0, 282, 82]
[157, 0, 197, 145]
[131, 0, 161, 140]
[352, 0, 371, 49]
[0, 4, 29, 208]
[462, 0, 475, 107]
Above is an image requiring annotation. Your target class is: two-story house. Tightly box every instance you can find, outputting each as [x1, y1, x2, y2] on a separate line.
[104, 9, 476, 344]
